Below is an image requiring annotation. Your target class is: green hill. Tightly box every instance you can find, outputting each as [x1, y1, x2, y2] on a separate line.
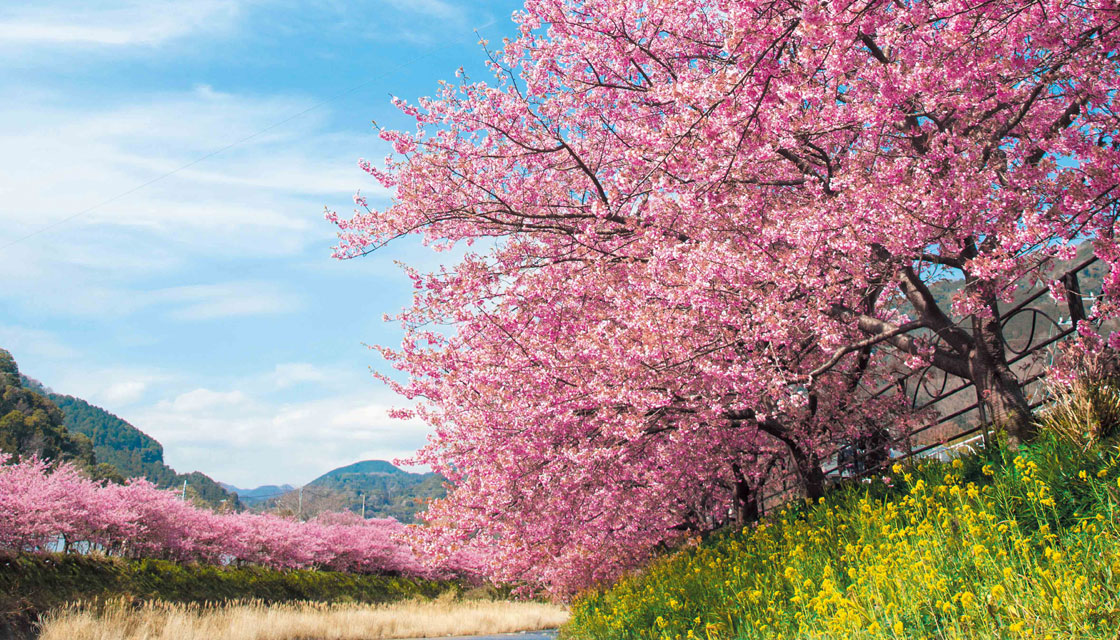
[42, 392, 238, 508]
[0, 349, 117, 481]
[252, 460, 446, 523]
[306, 459, 446, 522]
[313, 459, 407, 480]
[5, 349, 237, 508]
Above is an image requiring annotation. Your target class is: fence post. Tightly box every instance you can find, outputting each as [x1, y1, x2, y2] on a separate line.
[1061, 269, 1086, 327]
[976, 386, 990, 450]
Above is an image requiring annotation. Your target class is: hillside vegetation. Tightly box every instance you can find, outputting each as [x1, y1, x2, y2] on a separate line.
[250, 460, 446, 523]
[565, 430, 1120, 639]
[7, 350, 236, 508]
[0, 350, 120, 483]
[45, 392, 237, 508]
[306, 460, 445, 523]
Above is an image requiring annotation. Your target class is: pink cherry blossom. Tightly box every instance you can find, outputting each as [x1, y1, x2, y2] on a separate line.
[331, 0, 1120, 595]
[0, 455, 475, 579]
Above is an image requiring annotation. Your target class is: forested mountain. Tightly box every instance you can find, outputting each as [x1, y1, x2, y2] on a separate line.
[0, 349, 124, 483]
[220, 482, 294, 506]
[253, 460, 446, 523]
[43, 393, 239, 508]
[307, 460, 446, 522]
[4, 349, 237, 508]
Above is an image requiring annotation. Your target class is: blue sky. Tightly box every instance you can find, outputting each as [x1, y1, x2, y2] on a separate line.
[0, 0, 524, 487]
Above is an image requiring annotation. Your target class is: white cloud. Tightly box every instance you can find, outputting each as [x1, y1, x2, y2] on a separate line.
[129, 383, 429, 487]
[0, 89, 376, 239]
[168, 388, 252, 413]
[0, 326, 80, 361]
[0, 87, 385, 321]
[155, 282, 303, 320]
[269, 362, 329, 389]
[101, 380, 150, 405]
[47, 365, 178, 409]
[0, 1, 244, 47]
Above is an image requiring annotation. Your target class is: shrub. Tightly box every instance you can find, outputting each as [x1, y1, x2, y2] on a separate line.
[1040, 345, 1120, 449]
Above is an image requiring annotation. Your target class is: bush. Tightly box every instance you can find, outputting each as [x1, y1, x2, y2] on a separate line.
[1039, 345, 1120, 449]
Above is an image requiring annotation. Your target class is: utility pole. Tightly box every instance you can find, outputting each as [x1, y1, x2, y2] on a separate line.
[180, 479, 187, 500]
[298, 486, 303, 521]
[361, 493, 366, 519]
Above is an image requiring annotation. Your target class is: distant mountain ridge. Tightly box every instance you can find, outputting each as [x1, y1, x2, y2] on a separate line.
[311, 459, 405, 480]
[244, 459, 446, 523]
[305, 459, 446, 523]
[220, 482, 295, 506]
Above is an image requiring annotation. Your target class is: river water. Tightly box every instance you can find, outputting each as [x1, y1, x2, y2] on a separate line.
[419, 631, 559, 640]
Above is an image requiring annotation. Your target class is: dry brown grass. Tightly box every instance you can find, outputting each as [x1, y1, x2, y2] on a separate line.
[38, 595, 569, 640]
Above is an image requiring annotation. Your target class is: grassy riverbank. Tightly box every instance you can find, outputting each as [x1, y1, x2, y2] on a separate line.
[0, 553, 456, 638]
[565, 430, 1120, 639]
[38, 596, 569, 640]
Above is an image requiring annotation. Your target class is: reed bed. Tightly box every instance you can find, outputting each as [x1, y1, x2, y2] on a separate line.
[38, 596, 569, 640]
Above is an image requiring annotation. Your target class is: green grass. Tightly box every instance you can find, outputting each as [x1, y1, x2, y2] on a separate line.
[0, 552, 458, 638]
[564, 432, 1120, 639]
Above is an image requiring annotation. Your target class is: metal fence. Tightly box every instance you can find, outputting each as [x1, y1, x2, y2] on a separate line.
[758, 254, 1105, 512]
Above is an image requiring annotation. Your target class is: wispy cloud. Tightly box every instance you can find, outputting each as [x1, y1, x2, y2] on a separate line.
[0, 87, 384, 321]
[0, 86, 379, 238]
[156, 282, 304, 321]
[0, 1, 244, 47]
[0, 326, 80, 362]
[132, 383, 427, 486]
[268, 362, 330, 390]
[47, 365, 179, 408]
[382, 0, 467, 23]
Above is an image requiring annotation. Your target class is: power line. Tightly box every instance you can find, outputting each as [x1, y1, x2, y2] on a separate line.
[0, 23, 494, 254]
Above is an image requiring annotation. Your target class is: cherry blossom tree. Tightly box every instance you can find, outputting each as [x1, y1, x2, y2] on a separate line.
[332, 0, 1120, 593]
[0, 455, 473, 578]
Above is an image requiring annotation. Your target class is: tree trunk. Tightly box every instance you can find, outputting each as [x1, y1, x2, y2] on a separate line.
[970, 314, 1034, 448]
[756, 420, 827, 500]
[731, 464, 760, 525]
[788, 442, 827, 501]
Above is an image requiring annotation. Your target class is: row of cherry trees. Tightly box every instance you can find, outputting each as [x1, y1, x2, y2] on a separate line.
[334, 0, 1120, 594]
[0, 454, 478, 577]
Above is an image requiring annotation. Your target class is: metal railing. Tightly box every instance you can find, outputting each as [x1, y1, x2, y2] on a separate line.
[757, 255, 1104, 512]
